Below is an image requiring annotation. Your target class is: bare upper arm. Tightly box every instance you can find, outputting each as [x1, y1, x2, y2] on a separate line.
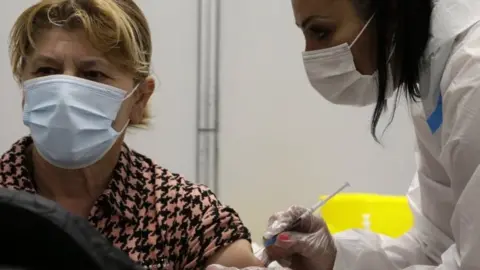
[206, 239, 265, 268]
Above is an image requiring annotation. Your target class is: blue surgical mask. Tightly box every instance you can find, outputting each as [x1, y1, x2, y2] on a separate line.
[22, 75, 138, 169]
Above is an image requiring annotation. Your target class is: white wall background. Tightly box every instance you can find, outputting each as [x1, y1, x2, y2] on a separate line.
[0, 1, 416, 242]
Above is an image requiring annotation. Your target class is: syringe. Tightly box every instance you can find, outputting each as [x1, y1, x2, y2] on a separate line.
[263, 182, 350, 247]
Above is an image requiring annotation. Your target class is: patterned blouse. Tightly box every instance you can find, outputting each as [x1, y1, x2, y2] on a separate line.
[0, 137, 251, 269]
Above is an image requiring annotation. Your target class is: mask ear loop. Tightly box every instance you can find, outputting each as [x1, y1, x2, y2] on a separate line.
[349, 13, 376, 48]
[123, 83, 141, 101]
[117, 83, 142, 131]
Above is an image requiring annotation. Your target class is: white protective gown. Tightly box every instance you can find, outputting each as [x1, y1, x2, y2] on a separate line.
[332, 0, 480, 269]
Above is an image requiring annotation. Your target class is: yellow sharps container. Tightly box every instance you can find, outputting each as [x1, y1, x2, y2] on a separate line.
[319, 193, 413, 237]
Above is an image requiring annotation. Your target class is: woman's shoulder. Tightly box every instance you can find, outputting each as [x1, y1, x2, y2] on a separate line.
[129, 152, 251, 268]
[127, 146, 219, 209]
[0, 137, 31, 162]
[0, 137, 35, 191]
[152, 164, 219, 210]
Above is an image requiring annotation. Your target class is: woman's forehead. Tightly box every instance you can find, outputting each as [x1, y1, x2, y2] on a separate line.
[292, 0, 345, 25]
[27, 28, 111, 64]
[33, 29, 101, 55]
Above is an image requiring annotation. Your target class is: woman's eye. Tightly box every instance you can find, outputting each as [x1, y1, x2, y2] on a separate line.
[34, 67, 58, 76]
[305, 27, 329, 41]
[83, 71, 107, 81]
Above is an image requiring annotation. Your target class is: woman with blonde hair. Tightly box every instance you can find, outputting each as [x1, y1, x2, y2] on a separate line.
[0, 0, 263, 269]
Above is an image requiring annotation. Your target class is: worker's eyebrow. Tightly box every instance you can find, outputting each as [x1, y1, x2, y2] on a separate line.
[296, 15, 330, 28]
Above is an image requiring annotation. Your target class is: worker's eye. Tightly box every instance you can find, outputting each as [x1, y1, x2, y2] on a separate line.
[305, 26, 330, 41]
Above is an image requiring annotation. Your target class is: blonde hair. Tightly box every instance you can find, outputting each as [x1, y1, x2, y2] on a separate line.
[9, 0, 153, 125]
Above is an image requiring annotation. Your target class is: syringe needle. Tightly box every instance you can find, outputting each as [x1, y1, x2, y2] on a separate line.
[308, 182, 350, 214]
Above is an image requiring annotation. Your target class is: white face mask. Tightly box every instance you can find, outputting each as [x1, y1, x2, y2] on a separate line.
[303, 14, 394, 106]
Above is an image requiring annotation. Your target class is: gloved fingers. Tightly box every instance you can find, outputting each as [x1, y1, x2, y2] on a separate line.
[264, 205, 310, 239]
[263, 215, 337, 270]
[291, 213, 329, 235]
[272, 233, 296, 249]
[259, 246, 292, 268]
[267, 205, 309, 228]
[266, 229, 336, 269]
[265, 232, 304, 264]
[277, 259, 292, 268]
[206, 265, 291, 270]
[274, 227, 335, 258]
[309, 227, 337, 259]
[265, 244, 294, 262]
[206, 264, 230, 269]
[265, 245, 305, 268]
[254, 246, 271, 266]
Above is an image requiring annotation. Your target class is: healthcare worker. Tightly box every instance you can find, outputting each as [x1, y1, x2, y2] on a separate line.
[208, 0, 480, 269]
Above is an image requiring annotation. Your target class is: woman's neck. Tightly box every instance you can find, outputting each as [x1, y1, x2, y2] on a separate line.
[26, 141, 122, 217]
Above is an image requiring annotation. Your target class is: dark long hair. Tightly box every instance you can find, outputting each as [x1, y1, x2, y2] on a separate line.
[354, 0, 433, 141]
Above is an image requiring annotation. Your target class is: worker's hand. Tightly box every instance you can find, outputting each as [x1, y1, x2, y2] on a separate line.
[206, 265, 290, 270]
[264, 205, 336, 270]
